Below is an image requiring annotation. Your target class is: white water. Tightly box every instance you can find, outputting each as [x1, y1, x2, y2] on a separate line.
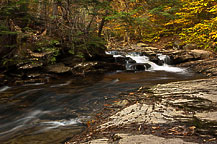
[106, 51, 186, 73]
[50, 80, 72, 88]
[0, 108, 81, 137]
[42, 118, 81, 127]
[0, 86, 10, 92]
[126, 54, 186, 73]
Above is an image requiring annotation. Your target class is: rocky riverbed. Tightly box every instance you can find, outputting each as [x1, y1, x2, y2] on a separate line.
[66, 44, 217, 144]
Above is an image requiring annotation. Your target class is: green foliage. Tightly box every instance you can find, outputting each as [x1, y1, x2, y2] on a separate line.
[69, 34, 106, 58]
[34, 39, 60, 64]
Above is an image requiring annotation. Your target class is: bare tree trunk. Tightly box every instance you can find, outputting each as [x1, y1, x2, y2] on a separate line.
[98, 17, 106, 37]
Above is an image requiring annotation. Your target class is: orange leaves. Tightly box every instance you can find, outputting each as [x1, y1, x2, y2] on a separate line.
[129, 92, 135, 95]
[168, 126, 196, 136]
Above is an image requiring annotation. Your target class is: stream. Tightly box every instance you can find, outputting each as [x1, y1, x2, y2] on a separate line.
[0, 51, 203, 144]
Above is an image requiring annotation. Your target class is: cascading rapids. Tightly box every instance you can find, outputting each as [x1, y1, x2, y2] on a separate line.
[106, 51, 186, 73]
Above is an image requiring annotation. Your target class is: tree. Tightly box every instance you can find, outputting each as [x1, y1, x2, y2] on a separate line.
[168, 0, 217, 49]
[0, 0, 110, 68]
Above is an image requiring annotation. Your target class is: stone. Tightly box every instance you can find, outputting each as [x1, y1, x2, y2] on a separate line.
[172, 53, 194, 64]
[115, 57, 126, 64]
[100, 103, 186, 129]
[128, 63, 151, 71]
[125, 57, 136, 63]
[144, 46, 159, 51]
[178, 59, 217, 76]
[152, 77, 217, 103]
[190, 49, 213, 59]
[195, 111, 217, 121]
[82, 138, 108, 144]
[117, 134, 197, 144]
[19, 62, 43, 70]
[149, 55, 164, 65]
[137, 43, 149, 47]
[46, 63, 71, 73]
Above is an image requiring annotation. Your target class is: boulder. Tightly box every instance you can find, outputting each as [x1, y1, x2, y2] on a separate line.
[19, 62, 43, 70]
[125, 57, 136, 64]
[115, 57, 126, 64]
[137, 43, 149, 47]
[149, 55, 164, 66]
[128, 63, 151, 71]
[46, 63, 71, 73]
[190, 49, 213, 59]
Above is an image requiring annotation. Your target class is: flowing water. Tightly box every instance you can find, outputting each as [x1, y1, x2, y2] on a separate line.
[0, 52, 203, 143]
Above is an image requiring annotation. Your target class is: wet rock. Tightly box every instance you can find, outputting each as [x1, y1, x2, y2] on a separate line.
[125, 57, 136, 64]
[27, 49, 53, 58]
[19, 62, 43, 70]
[73, 62, 98, 74]
[15, 78, 46, 85]
[149, 55, 162, 65]
[46, 63, 71, 73]
[128, 63, 151, 71]
[115, 57, 126, 64]
[99, 54, 115, 63]
[73, 62, 125, 75]
[26, 73, 42, 78]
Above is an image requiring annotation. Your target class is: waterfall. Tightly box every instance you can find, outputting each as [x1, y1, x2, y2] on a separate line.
[107, 51, 186, 73]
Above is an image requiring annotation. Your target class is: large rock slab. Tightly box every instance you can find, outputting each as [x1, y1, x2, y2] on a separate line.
[117, 134, 196, 144]
[178, 59, 217, 76]
[84, 134, 197, 144]
[46, 63, 71, 73]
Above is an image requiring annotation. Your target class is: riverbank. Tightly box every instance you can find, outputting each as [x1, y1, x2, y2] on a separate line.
[66, 46, 217, 144]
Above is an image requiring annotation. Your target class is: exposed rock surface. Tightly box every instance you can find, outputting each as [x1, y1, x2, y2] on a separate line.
[178, 59, 217, 76]
[68, 77, 217, 144]
[46, 63, 71, 73]
[151, 77, 217, 119]
[84, 134, 197, 144]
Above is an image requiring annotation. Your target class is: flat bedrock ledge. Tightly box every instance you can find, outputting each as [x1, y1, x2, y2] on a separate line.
[68, 77, 217, 144]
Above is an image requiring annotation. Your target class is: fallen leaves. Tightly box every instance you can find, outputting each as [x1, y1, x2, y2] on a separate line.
[168, 126, 196, 136]
[129, 92, 134, 95]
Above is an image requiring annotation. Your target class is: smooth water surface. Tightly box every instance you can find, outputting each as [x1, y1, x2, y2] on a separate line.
[0, 53, 204, 143]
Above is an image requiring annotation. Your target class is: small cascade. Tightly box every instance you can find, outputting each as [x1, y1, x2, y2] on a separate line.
[0, 86, 10, 92]
[107, 51, 186, 73]
[157, 54, 171, 65]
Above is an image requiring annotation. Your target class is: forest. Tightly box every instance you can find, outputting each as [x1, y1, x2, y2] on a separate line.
[1, 1, 217, 143]
[0, 0, 217, 69]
